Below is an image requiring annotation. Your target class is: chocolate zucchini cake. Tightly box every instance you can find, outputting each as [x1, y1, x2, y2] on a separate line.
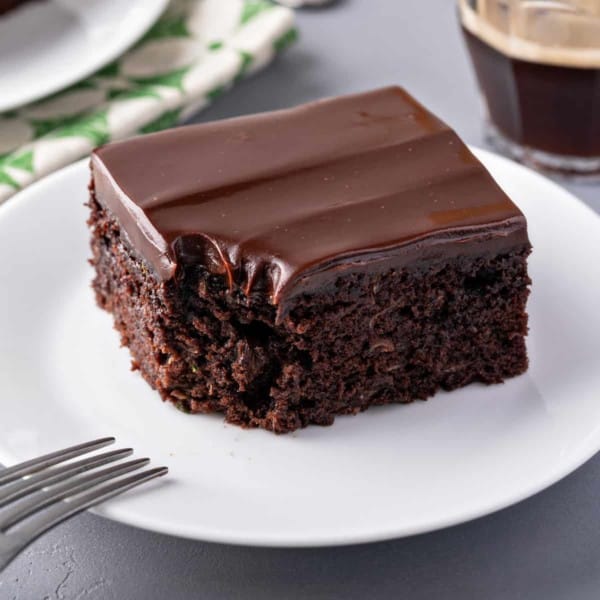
[88, 86, 531, 433]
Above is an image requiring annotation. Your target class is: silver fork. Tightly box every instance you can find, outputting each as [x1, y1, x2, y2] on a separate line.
[0, 437, 167, 572]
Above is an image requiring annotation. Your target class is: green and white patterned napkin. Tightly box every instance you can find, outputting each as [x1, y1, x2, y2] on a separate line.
[0, 0, 296, 204]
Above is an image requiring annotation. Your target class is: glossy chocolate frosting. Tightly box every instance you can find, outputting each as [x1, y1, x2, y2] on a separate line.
[91, 86, 529, 304]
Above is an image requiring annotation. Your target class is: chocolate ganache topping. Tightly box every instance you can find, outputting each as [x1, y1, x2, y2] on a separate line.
[91, 86, 529, 303]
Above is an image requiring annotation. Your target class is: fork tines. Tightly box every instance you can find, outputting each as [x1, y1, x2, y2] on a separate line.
[0, 438, 167, 571]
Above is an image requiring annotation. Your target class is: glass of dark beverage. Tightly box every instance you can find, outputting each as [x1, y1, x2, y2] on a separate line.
[459, 0, 600, 178]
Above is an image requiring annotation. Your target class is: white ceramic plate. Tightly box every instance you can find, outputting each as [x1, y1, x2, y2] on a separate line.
[0, 0, 168, 112]
[0, 148, 599, 547]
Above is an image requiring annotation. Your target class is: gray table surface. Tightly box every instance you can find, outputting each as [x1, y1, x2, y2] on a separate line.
[2, 1, 600, 598]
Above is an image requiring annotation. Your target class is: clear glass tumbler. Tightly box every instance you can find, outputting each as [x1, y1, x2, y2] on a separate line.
[458, 0, 600, 178]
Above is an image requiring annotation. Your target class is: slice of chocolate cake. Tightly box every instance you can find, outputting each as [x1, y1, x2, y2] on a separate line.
[88, 86, 531, 433]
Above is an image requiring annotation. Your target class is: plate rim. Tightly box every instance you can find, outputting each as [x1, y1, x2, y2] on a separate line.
[1, 148, 599, 547]
[0, 0, 169, 112]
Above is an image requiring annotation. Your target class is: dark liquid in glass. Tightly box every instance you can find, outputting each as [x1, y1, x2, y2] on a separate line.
[463, 28, 600, 158]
